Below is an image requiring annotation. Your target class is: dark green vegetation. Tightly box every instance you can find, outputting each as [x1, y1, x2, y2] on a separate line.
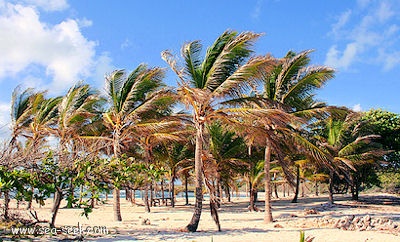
[0, 30, 398, 232]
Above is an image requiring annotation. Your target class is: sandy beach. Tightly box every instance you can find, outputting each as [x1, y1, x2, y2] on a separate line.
[2, 192, 400, 241]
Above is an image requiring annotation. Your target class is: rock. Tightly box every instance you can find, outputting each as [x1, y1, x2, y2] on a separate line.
[141, 218, 151, 225]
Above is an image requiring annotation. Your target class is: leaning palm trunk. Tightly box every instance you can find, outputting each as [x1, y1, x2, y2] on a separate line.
[264, 138, 273, 223]
[50, 189, 63, 228]
[291, 165, 300, 203]
[185, 123, 204, 232]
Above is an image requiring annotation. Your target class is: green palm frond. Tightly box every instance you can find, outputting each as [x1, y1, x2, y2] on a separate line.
[212, 55, 276, 98]
[282, 66, 334, 105]
[182, 40, 203, 88]
[275, 50, 314, 100]
[105, 69, 125, 112]
[204, 31, 261, 92]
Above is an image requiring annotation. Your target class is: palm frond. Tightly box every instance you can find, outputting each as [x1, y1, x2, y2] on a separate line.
[204, 31, 262, 92]
[212, 55, 276, 99]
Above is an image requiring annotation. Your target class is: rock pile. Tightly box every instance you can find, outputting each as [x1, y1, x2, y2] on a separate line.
[334, 215, 398, 231]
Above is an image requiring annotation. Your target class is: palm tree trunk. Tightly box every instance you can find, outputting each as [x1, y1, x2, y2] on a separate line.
[185, 174, 189, 205]
[113, 189, 122, 221]
[315, 180, 319, 196]
[225, 186, 231, 202]
[328, 170, 334, 204]
[144, 184, 150, 212]
[264, 139, 273, 223]
[185, 123, 204, 232]
[170, 176, 175, 207]
[292, 165, 300, 203]
[50, 189, 63, 227]
[161, 180, 165, 205]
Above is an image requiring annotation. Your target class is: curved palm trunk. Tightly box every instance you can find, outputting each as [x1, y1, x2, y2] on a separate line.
[185, 123, 204, 232]
[291, 165, 300, 203]
[264, 139, 273, 223]
[184, 174, 189, 205]
[50, 189, 63, 228]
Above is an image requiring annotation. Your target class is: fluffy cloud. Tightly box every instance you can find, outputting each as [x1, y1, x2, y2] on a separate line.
[16, 0, 68, 11]
[352, 103, 362, 112]
[325, 0, 400, 71]
[0, 102, 11, 142]
[0, 2, 96, 93]
[325, 43, 358, 70]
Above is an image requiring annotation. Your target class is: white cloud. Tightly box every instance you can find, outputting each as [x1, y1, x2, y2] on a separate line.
[330, 10, 351, 38]
[325, 43, 358, 69]
[93, 53, 116, 95]
[0, 102, 11, 142]
[0, 2, 97, 94]
[19, 0, 68, 12]
[352, 104, 362, 112]
[325, 0, 400, 71]
[251, 0, 263, 20]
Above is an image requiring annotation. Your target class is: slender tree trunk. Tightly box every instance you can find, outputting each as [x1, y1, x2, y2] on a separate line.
[126, 189, 131, 201]
[225, 186, 231, 202]
[132, 189, 136, 205]
[170, 176, 175, 207]
[3, 190, 10, 220]
[328, 170, 334, 204]
[150, 183, 154, 207]
[185, 122, 204, 232]
[264, 139, 273, 223]
[144, 184, 150, 212]
[112, 127, 122, 221]
[282, 183, 286, 197]
[113, 189, 122, 221]
[26, 186, 34, 210]
[216, 175, 221, 208]
[185, 174, 189, 205]
[66, 179, 74, 208]
[50, 189, 63, 227]
[292, 165, 300, 203]
[161, 180, 165, 205]
[315, 180, 319, 196]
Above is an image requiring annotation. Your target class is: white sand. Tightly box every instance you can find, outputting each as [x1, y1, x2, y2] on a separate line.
[3, 193, 400, 241]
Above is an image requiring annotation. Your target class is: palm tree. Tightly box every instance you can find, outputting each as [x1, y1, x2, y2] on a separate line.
[9, 86, 36, 149]
[207, 122, 247, 207]
[156, 141, 194, 207]
[54, 83, 99, 210]
[316, 113, 387, 202]
[255, 49, 335, 222]
[162, 30, 274, 232]
[101, 64, 172, 221]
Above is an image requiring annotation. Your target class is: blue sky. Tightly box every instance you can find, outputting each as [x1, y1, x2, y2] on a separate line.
[0, 0, 399, 139]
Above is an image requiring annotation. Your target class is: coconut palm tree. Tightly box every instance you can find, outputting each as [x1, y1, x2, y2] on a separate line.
[254, 49, 336, 222]
[9, 86, 37, 149]
[316, 113, 387, 202]
[101, 64, 172, 221]
[53, 83, 99, 211]
[207, 122, 247, 207]
[162, 30, 275, 231]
